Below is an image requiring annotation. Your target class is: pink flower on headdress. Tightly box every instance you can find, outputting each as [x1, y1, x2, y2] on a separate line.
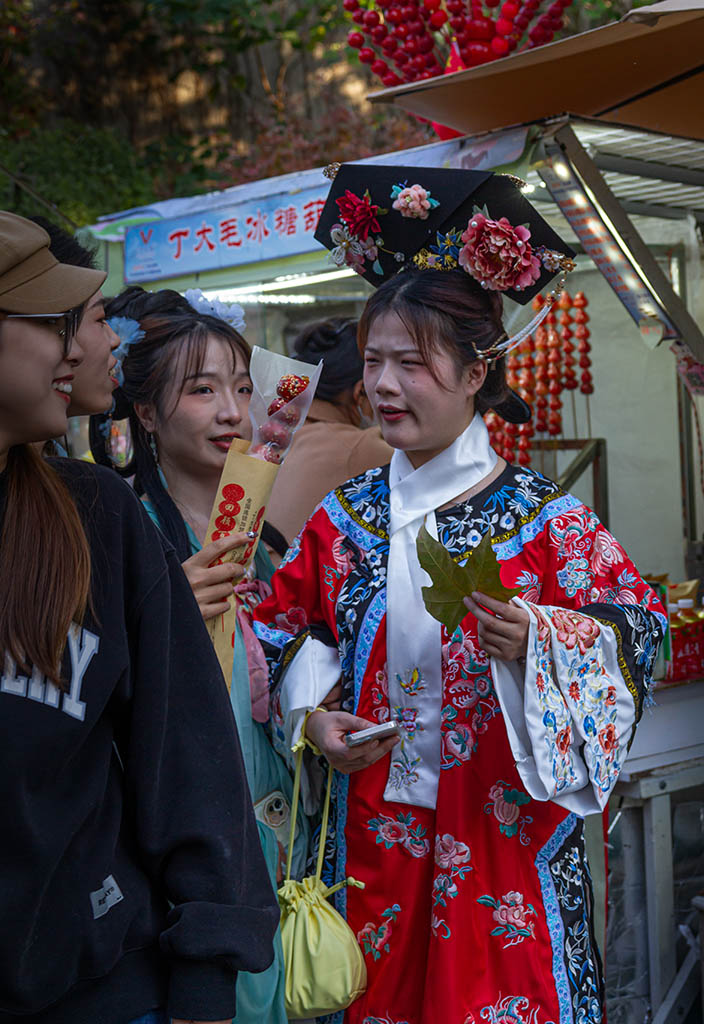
[336, 189, 382, 241]
[458, 213, 542, 292]
[392, 184, 434, 220]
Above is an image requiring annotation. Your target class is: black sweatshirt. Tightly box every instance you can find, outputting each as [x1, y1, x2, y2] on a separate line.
[0, 459, 279, 1024]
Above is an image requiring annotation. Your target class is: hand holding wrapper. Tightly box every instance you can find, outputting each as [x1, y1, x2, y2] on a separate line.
[203, 347, 322, 689]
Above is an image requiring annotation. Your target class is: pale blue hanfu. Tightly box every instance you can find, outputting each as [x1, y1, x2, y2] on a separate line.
[143, 500, 308, 1024]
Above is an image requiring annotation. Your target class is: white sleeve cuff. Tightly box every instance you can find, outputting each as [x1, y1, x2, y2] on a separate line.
[279, 636, 341, 813]
[491, 600, 636, 817]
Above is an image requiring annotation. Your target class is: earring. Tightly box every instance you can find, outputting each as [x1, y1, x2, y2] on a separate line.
[149, 434, 158, 462]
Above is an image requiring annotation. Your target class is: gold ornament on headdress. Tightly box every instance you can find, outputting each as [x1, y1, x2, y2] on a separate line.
[412, 248, 458, 271]
[323, 162, 341, 180]
[498, 173, 529, 191]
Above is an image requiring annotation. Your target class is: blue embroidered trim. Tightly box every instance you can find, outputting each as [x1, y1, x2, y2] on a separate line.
[278, 528, 302, 569]
[334, 771, 351, 920]
[354, 590, 386, 712]
[494, 494, 583, 562]
[651, 608, 667, 632]
[252, 622, 291, 649]
[535, 814, 577, 1024]
[322, 491, 385, 552]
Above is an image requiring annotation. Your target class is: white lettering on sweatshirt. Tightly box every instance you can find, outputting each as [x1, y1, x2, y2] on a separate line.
[1, 625, 100, 721]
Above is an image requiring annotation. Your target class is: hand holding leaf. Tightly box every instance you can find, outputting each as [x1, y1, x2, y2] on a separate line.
[416, 525, 520, 634]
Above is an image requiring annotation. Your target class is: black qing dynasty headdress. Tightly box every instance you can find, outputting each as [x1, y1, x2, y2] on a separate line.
[314, 162, 576, 368]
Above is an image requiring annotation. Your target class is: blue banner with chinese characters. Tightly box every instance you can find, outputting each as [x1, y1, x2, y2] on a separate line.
[123, 186, 329, 282]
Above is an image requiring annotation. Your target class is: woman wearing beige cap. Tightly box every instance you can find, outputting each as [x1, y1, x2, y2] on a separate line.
[0, 213, 278, 1024]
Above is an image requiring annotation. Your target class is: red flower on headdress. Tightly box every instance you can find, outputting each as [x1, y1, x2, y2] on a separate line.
[458, 212, 542, 292]
[336, 189, 382, 241]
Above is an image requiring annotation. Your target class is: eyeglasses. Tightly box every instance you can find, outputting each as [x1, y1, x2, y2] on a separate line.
[2, 308, 82, 358]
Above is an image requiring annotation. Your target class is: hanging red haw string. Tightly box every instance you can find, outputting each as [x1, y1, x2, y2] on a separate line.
[484, 289, 594, 466]
[505, 351, 521, 464]
[546, 323, 563, 438]
[556, 290, 578, 437]
[516, 335, 536, 466]
[573, 292, 592, 394]
[533, 297, 549, 437]
[345, 0, 574, 88]
[573, 291, 593, 436]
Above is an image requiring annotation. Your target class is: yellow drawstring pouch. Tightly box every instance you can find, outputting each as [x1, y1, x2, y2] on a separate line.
[278, 736, 367, 1020]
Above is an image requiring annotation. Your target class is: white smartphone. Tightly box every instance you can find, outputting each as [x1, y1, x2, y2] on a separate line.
[344, 720, 401, 747]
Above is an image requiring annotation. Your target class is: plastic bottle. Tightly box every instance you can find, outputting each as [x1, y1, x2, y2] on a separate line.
[677, 599, 700, 679]
[677, 597, 697, 619]
[694, 601, 704, 679]
[666, 603, 685, 682]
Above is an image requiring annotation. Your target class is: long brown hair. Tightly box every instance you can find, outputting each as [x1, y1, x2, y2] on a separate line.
[0, 445, 91, 687]
[357, 267, 510, 415]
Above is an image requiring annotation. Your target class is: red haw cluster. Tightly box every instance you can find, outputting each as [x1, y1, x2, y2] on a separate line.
[346, 0, 573, 89]
[484, 290, 593, 466]
[250, 374, 310, 465]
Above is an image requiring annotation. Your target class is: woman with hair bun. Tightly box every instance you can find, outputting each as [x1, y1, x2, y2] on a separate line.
[266, 316, 392, 544]
[253, 166, 665, 1024]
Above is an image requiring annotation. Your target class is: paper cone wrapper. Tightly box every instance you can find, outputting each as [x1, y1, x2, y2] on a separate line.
[202, 348, 322, 690]
[204, 438, 279, 689]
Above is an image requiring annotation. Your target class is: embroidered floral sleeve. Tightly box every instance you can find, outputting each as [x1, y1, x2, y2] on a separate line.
[548, 518, 665, 714]
[492, 508, 665, 815]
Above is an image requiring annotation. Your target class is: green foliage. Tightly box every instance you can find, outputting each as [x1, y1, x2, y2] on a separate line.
[562, 0, 650, 35]
[0, 122, 156, 225]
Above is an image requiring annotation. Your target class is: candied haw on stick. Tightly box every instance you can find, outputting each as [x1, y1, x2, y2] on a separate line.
[267, 397, 300, 425]
[260, 421, 293, 447]
[267, 396, 286, 416]
[276, 374, 309, 401]
[249, 443, 283, 465]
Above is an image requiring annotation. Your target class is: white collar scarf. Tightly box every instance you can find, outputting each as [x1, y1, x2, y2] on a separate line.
[384, 414, 497, 809]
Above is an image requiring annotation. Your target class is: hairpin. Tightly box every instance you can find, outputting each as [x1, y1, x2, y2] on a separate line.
[184, 288, 246, 333]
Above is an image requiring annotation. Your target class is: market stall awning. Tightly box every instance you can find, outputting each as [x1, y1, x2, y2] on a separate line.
[368, 0, 704, 142]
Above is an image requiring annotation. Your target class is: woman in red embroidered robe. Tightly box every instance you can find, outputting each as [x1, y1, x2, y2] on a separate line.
[253, 233, 664, 1024]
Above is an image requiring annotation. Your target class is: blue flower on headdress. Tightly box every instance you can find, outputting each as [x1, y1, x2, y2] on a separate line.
[107, 316, 145, 387]
[428, 228, 463, 268]
[184, 288, 246, 333]
[98, 316, 145, 438]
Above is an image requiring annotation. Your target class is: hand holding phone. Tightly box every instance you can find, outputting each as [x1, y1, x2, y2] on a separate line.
[344, 720, 400, 747]
[305, 710, 400, 774]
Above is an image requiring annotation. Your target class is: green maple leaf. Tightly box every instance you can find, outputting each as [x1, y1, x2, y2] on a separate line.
[416, 525, 521, 634]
